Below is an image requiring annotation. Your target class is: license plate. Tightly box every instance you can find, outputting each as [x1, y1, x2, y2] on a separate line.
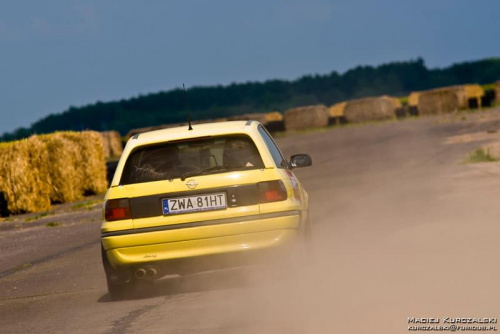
[162, 193, 227, 215]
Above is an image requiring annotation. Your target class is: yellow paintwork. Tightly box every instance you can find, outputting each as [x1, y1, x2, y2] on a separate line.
[102, 213, 299, 251]
[104, 216, 299, 268]
[107, 169, 276, 203]
[102, 121, 309, 270]
[107, 229, 297, 269]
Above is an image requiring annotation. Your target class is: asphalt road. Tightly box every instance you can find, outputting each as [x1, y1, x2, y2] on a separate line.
[1, 110, 500, 333]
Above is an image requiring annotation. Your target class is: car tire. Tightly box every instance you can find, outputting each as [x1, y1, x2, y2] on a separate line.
[107, 280, 136, 301]
[101, 245, 136, 301]
[270, 220, 312, 280]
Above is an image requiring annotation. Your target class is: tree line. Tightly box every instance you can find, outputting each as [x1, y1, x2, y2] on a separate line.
[2, 57, 500, 142]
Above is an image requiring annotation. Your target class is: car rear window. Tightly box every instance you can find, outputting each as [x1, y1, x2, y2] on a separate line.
[120, 135, 264, 185]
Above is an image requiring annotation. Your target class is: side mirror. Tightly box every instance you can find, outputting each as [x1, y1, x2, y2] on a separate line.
[289, 154, 312, 169]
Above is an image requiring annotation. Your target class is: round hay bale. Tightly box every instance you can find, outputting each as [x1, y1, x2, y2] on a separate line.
[60, 131, 108, 195]
[264, 112, 283, 123]
[227, 113, 267, 123]
[343, 96, 400, 123]
[328, 102, 346, 118]
[100, 131, 123, 159]
[464, 84, 484, 100]
[227, 114, 248, 121]
[227, 112, 284, 131]
[464, 84, 484, 109]
[228, 112, 283, 124]
[454, 86, 468, 109]
[414, 85, 482, 115]
[408, 92, 421, 115]
[284, 105, 329, 131]
[39, 133, 84, 203]
[263, 111, 284, 132]
[79, 131, 108, 194]
[418, 88, 461, 115]
[408, 92, 420, 107]
[0, 137, 52, 214]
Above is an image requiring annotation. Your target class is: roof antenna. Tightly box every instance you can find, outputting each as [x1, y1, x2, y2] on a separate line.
[183, 83, 193, 131]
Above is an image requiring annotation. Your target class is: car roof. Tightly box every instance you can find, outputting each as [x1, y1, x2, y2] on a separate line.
[126, 120, 258, 147]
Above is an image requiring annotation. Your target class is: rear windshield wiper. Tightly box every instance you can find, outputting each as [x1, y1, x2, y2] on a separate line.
[180, 166, 234, 181]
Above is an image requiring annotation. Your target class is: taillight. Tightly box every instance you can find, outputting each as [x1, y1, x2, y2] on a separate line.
[286, 170, 301, 201]
[258, 180, 287, 203]
[105, 198, 131, 221]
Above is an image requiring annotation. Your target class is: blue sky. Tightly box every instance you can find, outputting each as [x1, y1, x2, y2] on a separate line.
[0, 0, 499, 134]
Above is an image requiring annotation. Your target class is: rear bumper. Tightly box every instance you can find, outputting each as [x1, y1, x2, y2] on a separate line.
[101, 211, 301, 270]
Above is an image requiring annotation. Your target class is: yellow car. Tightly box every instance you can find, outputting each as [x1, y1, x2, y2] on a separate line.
[101, 121, 312, 299]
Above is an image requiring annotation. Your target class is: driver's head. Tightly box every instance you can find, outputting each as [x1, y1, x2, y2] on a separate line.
[223, 138, 260, 168]
[142, 145, 179, 169]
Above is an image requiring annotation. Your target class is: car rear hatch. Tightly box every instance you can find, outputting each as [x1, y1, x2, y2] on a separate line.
[102, 133, 301, 240]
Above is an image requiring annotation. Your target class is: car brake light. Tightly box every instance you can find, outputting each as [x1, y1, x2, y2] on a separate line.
[286, 170, 301, 201]
[105, 198, 131, 221]
[258, 180, 287, 203]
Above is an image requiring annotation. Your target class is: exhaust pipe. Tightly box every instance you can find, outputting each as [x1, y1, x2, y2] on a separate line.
[146, 267, 158, 279]
[135, 268, 147, 279]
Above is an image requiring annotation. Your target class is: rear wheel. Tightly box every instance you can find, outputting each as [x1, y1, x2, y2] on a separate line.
[106, 279, 136, 301]
[101, 246, 136, 301]
[269, 220, 313, 280]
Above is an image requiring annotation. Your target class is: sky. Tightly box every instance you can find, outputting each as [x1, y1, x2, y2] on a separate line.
[0, 0, 499, 134]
